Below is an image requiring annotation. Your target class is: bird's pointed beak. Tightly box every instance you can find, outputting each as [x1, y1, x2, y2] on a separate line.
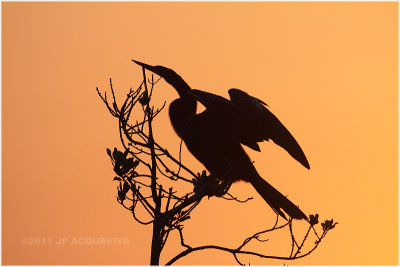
[131, 59, 156, 72]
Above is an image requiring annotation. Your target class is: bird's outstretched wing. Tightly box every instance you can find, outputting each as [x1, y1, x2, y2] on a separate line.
[185, 89, 242, 141]
[188, 89, 237, 116]
[228, 88, 310, 169]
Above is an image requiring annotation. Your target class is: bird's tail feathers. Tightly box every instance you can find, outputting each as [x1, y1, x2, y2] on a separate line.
[250, 175, 308, 220]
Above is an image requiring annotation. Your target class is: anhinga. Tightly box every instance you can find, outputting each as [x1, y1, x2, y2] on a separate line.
[133, 60, 310, 220]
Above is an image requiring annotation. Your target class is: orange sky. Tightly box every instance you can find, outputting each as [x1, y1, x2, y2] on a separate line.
[2, 2, 398, 265]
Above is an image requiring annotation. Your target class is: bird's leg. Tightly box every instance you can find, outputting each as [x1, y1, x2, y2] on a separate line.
[210, 159, 237, 197]
[193, 171, 218, 196]
[213, 169, 234, 197]
[192, 161, 237, 198]
[192, 171, 230, 198]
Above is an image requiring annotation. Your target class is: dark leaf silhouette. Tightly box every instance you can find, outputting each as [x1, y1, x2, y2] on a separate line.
[139, 91, 150, 106]
[322, 219, 338, 231]
[117, 181, 131, 203]
[309, 214, 319, 226]
[113, 148, 124, 163]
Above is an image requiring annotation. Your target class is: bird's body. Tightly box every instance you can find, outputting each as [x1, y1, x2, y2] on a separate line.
[133, 60, 310, 220]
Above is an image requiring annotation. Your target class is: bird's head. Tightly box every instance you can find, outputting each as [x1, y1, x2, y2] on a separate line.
[132, 60, 191, 97]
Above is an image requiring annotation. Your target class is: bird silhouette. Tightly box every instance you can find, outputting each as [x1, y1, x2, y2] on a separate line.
[133, 60, 310, 220]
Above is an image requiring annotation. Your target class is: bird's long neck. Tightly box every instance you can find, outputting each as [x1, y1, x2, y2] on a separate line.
[164, 75, 192, 97]
[169, 95, 197, 138]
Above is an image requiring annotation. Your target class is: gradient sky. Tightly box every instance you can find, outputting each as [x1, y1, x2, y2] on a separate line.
[2, 2, 398, 265]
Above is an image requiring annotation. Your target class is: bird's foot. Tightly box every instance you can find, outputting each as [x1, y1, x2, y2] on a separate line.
[192, 171, 231, 197]
[211, 181, 232, 197]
